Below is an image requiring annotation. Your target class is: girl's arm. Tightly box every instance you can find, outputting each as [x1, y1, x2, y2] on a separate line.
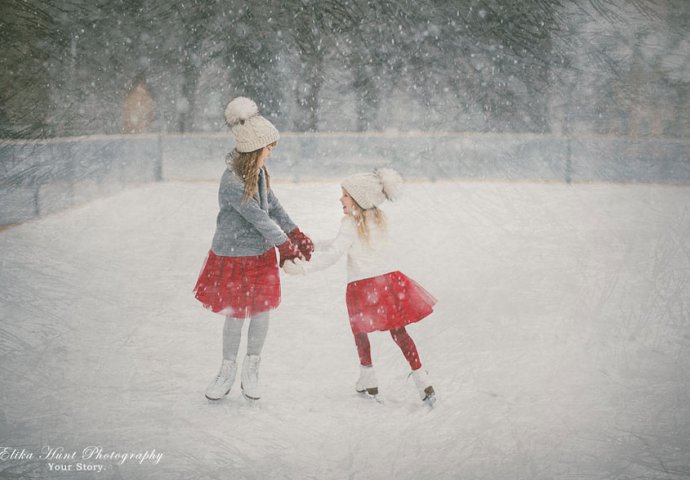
[268, 188, 314, 260]
[221, 179, 288, 246]
[267, 188, 298, 233]
[284, 217, 356, 274]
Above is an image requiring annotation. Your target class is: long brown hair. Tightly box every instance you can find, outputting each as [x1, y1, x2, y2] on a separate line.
[228, 143, 276, 205]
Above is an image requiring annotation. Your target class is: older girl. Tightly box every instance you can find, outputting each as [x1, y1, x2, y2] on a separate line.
[194, 97, 313, 401]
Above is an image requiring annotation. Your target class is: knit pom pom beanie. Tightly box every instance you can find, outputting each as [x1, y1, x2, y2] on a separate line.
[224, 97, 280, 153]
[341, 168, 403, 209]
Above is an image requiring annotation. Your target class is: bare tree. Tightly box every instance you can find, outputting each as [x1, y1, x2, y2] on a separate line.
[1, 0, 687, 137]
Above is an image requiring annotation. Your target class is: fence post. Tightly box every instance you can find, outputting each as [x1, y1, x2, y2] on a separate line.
[155, 133, 163, 182]
[565, 136, 572, 184]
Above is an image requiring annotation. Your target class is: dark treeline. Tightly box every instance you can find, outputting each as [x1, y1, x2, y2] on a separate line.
[1, 0, 688, 139]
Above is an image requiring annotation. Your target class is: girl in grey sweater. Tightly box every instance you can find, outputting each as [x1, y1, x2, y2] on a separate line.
[194, 97, 313, 402]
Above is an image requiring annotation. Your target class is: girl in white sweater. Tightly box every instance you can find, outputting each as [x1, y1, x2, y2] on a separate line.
[283, 169, 436, 405]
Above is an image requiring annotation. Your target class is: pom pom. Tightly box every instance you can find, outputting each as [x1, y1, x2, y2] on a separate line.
[375, 168, 403, 201]
[224, 97, 258, 126]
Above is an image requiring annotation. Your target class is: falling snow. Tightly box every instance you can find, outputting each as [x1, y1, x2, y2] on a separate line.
[1, 180, 689, 479]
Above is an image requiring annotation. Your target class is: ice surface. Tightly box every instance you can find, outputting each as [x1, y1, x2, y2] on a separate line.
[1, 180, 689, 479]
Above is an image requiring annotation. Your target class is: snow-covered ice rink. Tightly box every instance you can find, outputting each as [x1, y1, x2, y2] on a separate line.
[1, 179, 689, 479]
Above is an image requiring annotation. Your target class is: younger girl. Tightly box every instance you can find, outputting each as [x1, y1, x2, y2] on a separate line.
[283, 169, 437, 405]
[194, 97, 314, 402]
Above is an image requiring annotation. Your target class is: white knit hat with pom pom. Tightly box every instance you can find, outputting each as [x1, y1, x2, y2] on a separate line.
[224, 97, 280, 153]
[341, 168, 403, 210]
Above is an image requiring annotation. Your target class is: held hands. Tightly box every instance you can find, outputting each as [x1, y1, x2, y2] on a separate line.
[288, 228, 314, 261]
[282, 258, 307, 275]
[279, 228, 313, 270]
[277, 239, 302, 267]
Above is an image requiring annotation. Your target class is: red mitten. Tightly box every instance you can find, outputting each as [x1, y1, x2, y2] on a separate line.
[288, 228, 314, 261]
[277, 239, 302, 267]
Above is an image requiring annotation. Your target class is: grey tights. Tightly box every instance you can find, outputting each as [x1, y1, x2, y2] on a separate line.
[222, 311, 270, 360]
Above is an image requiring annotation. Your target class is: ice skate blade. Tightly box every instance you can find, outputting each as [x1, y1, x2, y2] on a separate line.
[205, 389, 231, 401]
[358, 391, 384, 404]
[356, 387, 379, 396]
[241, 383, 260, 401]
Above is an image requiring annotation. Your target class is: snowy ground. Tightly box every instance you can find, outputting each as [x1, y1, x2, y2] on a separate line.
[1, 179, 689, 480]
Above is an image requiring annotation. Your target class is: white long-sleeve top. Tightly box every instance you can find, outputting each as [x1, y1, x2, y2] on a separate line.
[303, 215, 396, 282]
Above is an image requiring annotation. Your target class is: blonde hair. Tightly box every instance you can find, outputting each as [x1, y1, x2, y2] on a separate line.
[348, 194, 387, 242]
[228, 143, 276, 205]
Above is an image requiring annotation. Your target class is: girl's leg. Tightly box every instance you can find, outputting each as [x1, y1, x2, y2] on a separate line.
[207, 316, 243, 400]
[223, 316, 245, 360]
[390, 328, 435, 403]
[246, 311, 270, 356]
[353, 332, 377, 395]
[353, 332, 372, 366]
[241, 311, 270, 400]
[390, 327, 422, 371]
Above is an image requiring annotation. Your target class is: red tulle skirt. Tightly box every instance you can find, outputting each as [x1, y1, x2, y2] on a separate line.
[346, 271, 437, 334]
[194, 249, 280, 318]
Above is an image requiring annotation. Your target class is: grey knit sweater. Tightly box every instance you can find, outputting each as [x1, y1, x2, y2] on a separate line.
[210, 167, 297, 257]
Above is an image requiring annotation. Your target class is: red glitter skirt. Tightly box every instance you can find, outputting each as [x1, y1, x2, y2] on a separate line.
[345, 271, 437, 334]
[194, 249, 280, 318]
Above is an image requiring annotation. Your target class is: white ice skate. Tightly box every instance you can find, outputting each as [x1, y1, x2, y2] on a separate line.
[355, 365, 379, 397]
[411, 368, 436, 406]
[205, 359, 237, 401]
[241, 354, 262, 401]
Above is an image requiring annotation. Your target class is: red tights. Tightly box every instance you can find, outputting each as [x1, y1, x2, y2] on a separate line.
[354, 327, 421, 370]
